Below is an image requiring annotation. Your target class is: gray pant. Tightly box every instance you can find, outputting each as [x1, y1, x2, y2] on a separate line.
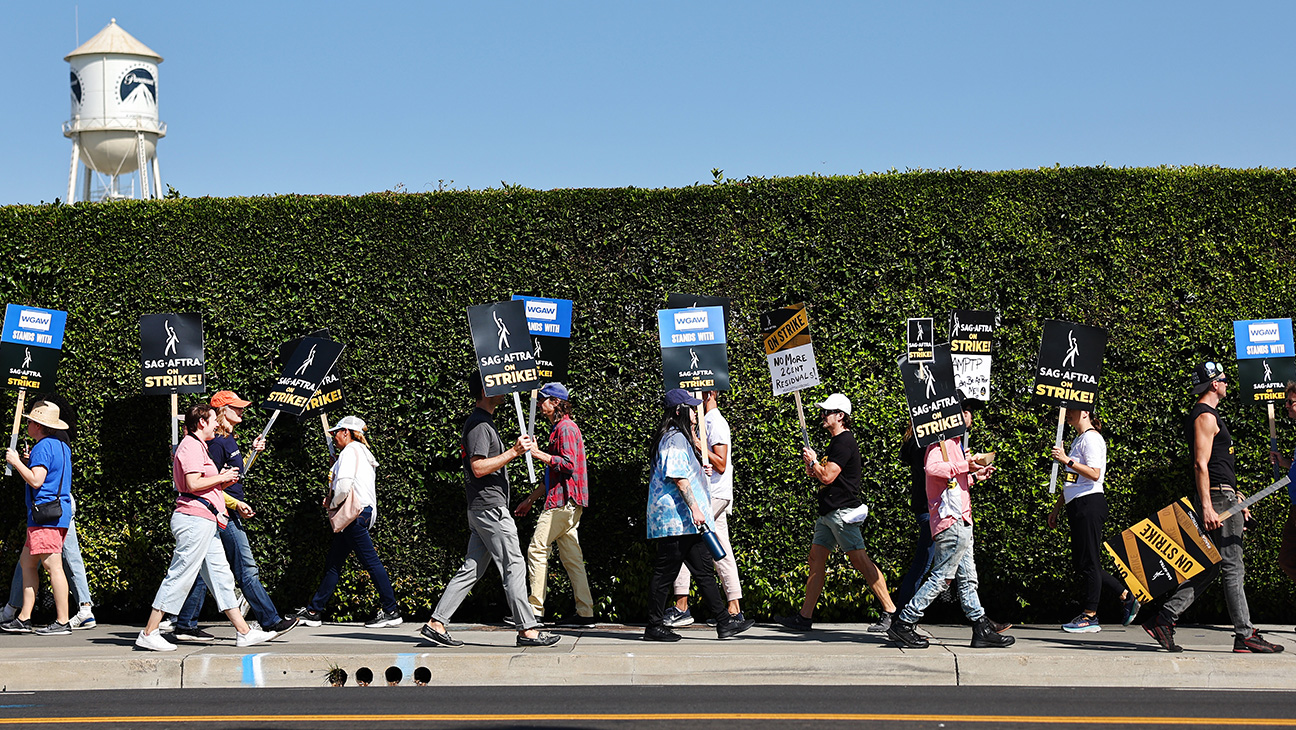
[1161, 489, 1252, 637]
[431, 506, 539, 630]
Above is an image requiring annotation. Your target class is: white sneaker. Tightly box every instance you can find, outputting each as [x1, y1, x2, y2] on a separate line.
[0, 604, 15, 624]
[235, 627, 277, 648]
[135, 629, 176, 652]
[70, 605, 96, 629]
[157, 618, 174, 633]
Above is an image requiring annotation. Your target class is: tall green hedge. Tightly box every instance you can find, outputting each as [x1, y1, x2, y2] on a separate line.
[1, 167, 1294, 625]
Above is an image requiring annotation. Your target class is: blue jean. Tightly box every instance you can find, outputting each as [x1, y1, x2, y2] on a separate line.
[898, 519, 985, 624]
[307, 507, 398, 614]
[9, 519, 92, 608]
[893, 512, 935, 609]
[175, 515, 282, 630]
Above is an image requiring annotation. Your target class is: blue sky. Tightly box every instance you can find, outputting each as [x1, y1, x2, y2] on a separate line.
[4, 1, 1295, 204]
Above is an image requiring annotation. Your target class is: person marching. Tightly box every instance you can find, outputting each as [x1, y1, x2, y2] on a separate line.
[776, 394, 898, 633]
[643, 389, 753, 641]
[1, 401, 75, 635]
[420, 373, 559, 648]
[515, 382, 596, 626]
[169, 392, 299, 640]
[1272, 381, 1296, 624]
[893, 424, 934, 610]
[0, 397, 94, 630]
[664, 390, 745, 627]
[296, 416, 402, 629]
[1142, 362, 1283, 653]
[136, 404, 277, 651]
[1046, 408, 1140, 633]
[887, 398, 1014, 649]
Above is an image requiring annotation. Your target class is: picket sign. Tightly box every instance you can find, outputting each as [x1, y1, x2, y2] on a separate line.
[759, 303, 818, 449]
[321, 413, 336, 460]
[1031, 321, 1108, 494]
[1219, 476, 1290, 520]
[1269, 403, 1282, 479]
[695, 391, 709, 472]
[242, 411, 281, 477]
[513, 392, 536, 482]
[246, 336, 346, 479]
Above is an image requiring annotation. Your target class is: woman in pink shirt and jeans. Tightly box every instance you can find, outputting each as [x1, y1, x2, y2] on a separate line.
[887, 400, 1014, 649]
[135, 404, 277, 651]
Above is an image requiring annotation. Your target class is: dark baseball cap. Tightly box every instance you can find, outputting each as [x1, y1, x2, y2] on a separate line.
[664, 389, 702, 409]
[1190, 361, 1226, 395]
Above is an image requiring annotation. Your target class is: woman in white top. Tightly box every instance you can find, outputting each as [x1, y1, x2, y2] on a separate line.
[295, 416, 401, 629]
[1047, 408, 1138, 633]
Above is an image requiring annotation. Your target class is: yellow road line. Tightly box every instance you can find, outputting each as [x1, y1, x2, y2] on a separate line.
[0, 714, 1293, 726]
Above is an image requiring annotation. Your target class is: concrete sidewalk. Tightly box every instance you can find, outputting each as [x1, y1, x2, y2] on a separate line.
[0, 621, 1291, 691]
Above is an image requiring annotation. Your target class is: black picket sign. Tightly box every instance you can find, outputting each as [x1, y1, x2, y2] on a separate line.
[140, 313, 205, 395]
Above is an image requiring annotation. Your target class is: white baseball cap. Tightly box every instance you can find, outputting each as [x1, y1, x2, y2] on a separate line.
[326, 415, 366, 433]
[816, 393, 852, 415]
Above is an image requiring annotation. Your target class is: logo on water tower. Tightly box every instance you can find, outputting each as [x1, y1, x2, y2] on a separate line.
[118, 66, 157, 107]
[70, 70, 82, 107]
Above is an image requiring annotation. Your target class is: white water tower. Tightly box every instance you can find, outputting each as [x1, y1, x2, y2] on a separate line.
[63, 19, 166, 202]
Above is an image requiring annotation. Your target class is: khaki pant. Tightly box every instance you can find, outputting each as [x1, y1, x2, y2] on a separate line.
[526, 503, 594, 617]
[674, 498, 742, 602]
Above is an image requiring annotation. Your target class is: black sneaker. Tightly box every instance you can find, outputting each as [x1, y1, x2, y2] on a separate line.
[868, 611, 895, 634]
[0, 617, 32, 633]
[295, 608, 323, 627]
[643, 624, 682, 642]
[33, 621, 71, 636]
[971, 618, 1016, 648]
[173, 626, 216, 642]
[267, 617, 300, 635]
[886, 618, 929, 649]
[364, 609, 403, 629]
[775, 613, 814, 631]
[716, 612, 754, 639]
[1234, 630, 1285, 653]
[1141, 614, 1183, 653]
[419, 623, 464, 647]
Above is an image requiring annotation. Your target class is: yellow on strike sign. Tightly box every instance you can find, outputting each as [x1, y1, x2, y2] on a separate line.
[763, 307, 809, 355]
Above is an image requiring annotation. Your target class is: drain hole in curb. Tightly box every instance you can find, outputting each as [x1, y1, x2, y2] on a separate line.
[413, 667, 431, 686]
[355, 667, 374, 686]
[385, 666, 403, 686]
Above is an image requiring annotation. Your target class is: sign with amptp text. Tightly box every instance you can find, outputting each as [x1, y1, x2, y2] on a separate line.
[949, 309, 994, 401]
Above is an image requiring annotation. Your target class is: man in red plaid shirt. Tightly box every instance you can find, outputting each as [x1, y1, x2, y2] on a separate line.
[516, 382, 596, 625]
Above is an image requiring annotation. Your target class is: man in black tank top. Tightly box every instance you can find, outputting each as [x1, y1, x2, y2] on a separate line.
[1142, 362, 1283, 653]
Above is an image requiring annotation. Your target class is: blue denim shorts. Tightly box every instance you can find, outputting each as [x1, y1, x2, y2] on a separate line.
[811, 508, 868, 552]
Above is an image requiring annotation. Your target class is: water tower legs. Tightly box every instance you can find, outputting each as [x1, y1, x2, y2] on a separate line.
[66, 137, 80, 203]
[135, 133, 151, 200]
[152, 156, 163, 198]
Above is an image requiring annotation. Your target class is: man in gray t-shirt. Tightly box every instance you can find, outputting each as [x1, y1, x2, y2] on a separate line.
[420, 373, 560, 649]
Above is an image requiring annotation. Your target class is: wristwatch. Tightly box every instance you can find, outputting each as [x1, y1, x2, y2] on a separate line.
[1066, 459, 1075, 469]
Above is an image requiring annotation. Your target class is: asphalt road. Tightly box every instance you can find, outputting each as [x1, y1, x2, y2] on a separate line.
[0, 685, 1293, 729]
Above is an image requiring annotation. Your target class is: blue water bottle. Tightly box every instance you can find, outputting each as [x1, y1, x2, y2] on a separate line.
[699, 523, 727, 561]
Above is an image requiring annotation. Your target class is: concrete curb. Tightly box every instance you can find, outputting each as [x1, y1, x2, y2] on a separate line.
[0, 622, 1291, 690]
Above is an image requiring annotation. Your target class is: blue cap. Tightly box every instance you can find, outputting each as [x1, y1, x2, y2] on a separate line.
[538, 382, 569, 401]
[664, 388, 703, 409]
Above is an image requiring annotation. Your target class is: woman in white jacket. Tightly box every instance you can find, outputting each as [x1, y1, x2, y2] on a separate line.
[295, 416, 402, 629]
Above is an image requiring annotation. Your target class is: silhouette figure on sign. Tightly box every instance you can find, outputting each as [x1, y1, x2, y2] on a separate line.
[494, 311, 510, 350]
[690, 348, 699, 369]
[21, 348, 31, 369]
[1264, 359, 1273, 382]
[163, 319, 179, 357]
[295, 344, 317, 376]
[534, 339, 542, 358]
[1062, 330, 1079, 368]
[919, 364, 935, 399]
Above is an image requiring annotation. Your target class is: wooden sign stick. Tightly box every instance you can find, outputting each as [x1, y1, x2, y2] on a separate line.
[1048, 406, 1066, 494]
[792, 391, 810, 449]
[321, 413, 336, 460]
[4, 388, 26, 477]
[242, 410, 281, 477]
[170, 393, 179, 449]
[1269, 402, 1282, 479]
[513, 392, 537, 483]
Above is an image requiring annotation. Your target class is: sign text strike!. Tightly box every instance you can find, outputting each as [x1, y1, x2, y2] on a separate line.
[485, 368, 539, 389]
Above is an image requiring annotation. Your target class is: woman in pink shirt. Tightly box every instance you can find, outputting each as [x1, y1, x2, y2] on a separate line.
[135, 404, 278, 651]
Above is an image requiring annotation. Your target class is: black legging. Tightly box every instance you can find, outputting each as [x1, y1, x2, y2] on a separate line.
[647, 534, 725, 627]
[1066, 492, 1126, 613]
